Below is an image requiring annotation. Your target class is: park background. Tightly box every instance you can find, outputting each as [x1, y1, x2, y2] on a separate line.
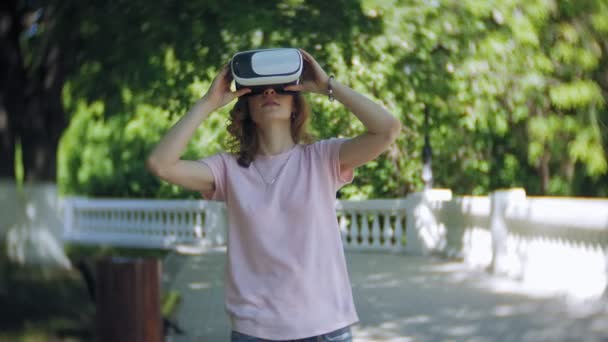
[1, 0, 607, 340]
[3, 0, 607, 200]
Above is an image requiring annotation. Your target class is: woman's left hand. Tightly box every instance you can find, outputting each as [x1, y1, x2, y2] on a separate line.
[283, 48, 330, 95]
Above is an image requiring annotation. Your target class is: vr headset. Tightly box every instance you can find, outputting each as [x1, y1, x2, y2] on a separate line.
[230, 48, 303, 96]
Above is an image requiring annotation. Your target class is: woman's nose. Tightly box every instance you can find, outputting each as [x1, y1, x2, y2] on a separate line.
[263, 88, 276, 96]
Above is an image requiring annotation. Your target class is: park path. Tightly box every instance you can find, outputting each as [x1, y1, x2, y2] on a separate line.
[162, 248, 608, 341]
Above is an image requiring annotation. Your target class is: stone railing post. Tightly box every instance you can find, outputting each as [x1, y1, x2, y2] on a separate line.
[203, 201, 228, 246]
[488, 188, 526, 275]
[405, 189, 452, 255]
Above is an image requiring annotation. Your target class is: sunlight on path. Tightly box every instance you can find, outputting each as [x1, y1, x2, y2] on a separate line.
[162, 249, 608, 342]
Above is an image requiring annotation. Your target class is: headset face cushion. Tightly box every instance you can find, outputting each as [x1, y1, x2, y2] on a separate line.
[239, 85, 299, 97]
[231, 48, 303, 90]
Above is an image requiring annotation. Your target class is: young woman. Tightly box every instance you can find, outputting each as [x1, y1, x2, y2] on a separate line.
[147, 48, 401, 341]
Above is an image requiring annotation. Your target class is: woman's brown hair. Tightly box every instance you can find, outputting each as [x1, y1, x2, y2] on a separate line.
[226, 93, 313, 167]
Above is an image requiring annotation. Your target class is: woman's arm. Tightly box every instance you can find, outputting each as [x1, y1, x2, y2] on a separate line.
[329, 79, 402, 170]
[286, 49, 401, 170]
[146, 65, 250, 191]
[145, 99, 217, 192]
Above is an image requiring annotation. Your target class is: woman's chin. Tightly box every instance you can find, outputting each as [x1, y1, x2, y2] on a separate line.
[253, 114, 291, 125]
[259, 105, 283, 112]
[256, 109, 290, 118]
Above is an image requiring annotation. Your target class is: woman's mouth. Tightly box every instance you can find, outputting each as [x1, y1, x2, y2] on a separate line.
[262, 100, 279, 107]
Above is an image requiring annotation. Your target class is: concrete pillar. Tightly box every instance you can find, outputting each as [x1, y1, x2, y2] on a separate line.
[488, 188, 526, 275]
[203, 201, 228, 246]
[405, 189, 452, 255]
[4, 181, 70, 269]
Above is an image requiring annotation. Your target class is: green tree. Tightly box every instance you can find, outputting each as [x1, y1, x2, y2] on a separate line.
[59, 0, 384, 198]
[5, 0, 604, 200]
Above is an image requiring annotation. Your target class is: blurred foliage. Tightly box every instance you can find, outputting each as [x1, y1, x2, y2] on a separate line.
[0, 241, 94, 340]
[56, 0, 608, 198]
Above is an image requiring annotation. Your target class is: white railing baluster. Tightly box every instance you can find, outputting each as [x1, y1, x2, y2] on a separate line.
[126, 209, 132, 234]
[360, 212, 370, 248]
[94, 210, 98, 232]
[338, 212, 349, 246]
[138, 210, 143, 234]
[145, 210, 151, 237]
[185, 210, 192, 238]
[175, 211, 181, 239]
[157, 210, 163, 236]
[186, 209, 193, 239]
[165, 210, 170, 236]
[113, 210, 119, 232]
[394, 214, 403, 251]
[382, 212, 393, 248]
[124, 209, 130, 233]
[171, 211, 176, 237]
[118, 209, 123, 233]
[350, 211, 359, 247]
[194, 210, 203, 238]
[371, 213, 381, 248]
[179, 210, 188, 241]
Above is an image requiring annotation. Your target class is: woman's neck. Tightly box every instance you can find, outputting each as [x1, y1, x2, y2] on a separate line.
[256, 124, 296, 156]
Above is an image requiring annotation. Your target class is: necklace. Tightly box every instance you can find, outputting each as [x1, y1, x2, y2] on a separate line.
[252, 146, 296, 186]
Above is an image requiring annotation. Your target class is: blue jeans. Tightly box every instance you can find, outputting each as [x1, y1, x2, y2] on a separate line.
[231, 325, 352, 342]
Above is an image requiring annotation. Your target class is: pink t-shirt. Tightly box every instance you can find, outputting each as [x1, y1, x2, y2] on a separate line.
[199, 138, 360, 340]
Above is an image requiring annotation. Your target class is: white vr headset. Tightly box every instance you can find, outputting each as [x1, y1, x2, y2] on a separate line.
[231, 48, 303, 96]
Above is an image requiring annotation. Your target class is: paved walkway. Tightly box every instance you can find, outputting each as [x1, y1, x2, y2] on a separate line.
[162, 248, 608, 341]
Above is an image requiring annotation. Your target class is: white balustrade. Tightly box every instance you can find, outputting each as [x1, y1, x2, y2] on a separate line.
[334, 199, 409, 252]
[63, 197, 410, 252]
[63, 198, 227, 249]
[403, 188, 608, 299]
[61, 191, 608, 298]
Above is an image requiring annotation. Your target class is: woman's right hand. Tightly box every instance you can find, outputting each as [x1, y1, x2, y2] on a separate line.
[202, 63, 251, 111]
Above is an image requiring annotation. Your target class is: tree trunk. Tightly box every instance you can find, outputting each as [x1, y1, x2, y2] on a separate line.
[1, 1, 78, 269]
[21, 3, 74, 182]
[539, 147, 550, 195]
[0, 0, 24, 181]
[20, 43, 67, 182]
[1, 1, 77, 183]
